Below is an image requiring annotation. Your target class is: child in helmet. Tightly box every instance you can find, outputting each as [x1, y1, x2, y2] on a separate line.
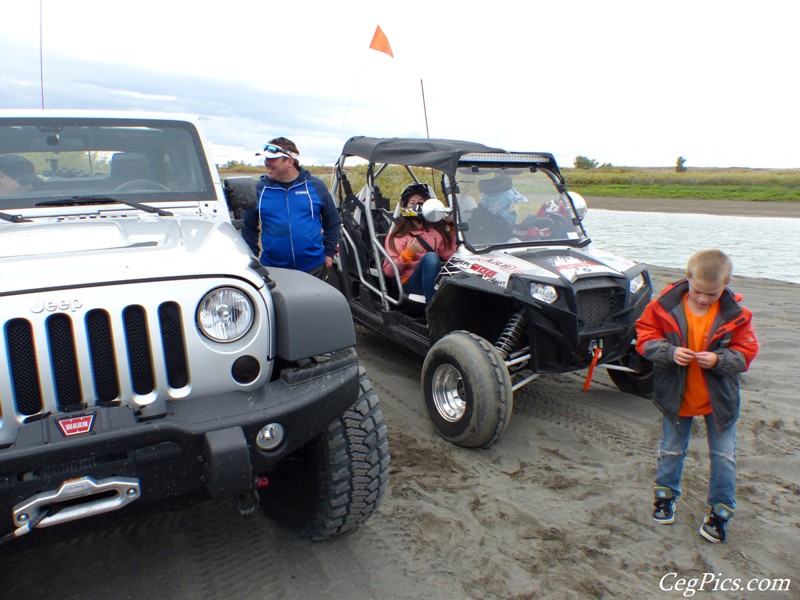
[383, 183, 456, 303]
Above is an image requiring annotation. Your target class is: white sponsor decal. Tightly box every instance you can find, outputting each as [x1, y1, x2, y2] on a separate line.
[547, 256, 613, 282]
[447, 256, 516, 287]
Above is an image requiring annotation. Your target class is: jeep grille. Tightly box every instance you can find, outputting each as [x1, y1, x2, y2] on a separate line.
[4, 303, 188, 417]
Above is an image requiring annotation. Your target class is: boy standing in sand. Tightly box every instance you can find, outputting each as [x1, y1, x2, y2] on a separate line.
[636, 249, 759, 543]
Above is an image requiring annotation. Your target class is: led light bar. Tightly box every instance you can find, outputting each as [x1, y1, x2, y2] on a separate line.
[461, 153, 552, 163]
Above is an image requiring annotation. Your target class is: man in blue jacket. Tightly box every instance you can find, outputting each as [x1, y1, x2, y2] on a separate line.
[242, 138, 341, 280]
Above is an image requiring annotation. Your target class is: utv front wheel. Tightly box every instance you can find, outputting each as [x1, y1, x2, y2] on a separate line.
[607, 345, 653, 398]
[259, 368, 390, 539]
[422, 331, 513, 449]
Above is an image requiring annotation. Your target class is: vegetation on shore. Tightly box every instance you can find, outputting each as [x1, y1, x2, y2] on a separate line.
[219, 163, 800, 204]
[562, 166, 800, 202]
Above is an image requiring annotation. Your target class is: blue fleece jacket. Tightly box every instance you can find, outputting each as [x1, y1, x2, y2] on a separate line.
[241, 168, 342, 272]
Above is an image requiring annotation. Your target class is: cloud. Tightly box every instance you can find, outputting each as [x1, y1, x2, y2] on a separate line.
[2, 1, 799, 169]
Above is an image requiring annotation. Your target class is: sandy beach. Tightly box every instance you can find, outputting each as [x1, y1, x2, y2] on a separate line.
[2, 198, 797, 599]
[585, 195, 800, 218]
[350, 266, 799, 599]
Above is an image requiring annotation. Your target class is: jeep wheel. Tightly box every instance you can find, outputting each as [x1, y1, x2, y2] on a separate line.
[607, 346, 653, 398]
[259, 368, 389, 540]
[422, 331, 513, 449]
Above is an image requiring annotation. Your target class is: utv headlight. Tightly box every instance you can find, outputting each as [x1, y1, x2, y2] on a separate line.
[629, 273, 646, 295]
[197, 287, 254, 342]
[530, 282, 558, 304]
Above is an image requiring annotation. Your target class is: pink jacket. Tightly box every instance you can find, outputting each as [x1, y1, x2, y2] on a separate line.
[383, 228, 456, 283]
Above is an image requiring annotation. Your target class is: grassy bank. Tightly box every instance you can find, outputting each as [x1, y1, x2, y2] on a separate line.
[562, 166, 800, 202]
[219, 165, 800, 204]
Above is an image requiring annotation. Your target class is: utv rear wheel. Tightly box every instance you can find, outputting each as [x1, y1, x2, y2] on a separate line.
[607, 346, 653, 398]
[422, 331, 513, 449]
[259, 368, 389, 539]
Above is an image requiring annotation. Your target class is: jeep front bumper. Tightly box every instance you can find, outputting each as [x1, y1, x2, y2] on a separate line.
[0, 348, 360, 535]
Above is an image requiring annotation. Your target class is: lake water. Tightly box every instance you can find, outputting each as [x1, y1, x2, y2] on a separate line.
[583, 210, 800, 284]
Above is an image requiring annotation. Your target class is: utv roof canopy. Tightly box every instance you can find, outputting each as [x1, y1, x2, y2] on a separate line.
[341, 137, 505, 177]
[340, 136, 560, 178]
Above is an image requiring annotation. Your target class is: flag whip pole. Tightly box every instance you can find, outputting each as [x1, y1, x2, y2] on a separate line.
[420, 79, 430, 139]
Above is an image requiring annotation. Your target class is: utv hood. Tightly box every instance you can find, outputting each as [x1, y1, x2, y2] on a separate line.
[444, 246, 638, 288]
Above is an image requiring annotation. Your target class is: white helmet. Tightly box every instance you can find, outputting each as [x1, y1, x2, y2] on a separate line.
[567, 192, 587, 220]
[456, 194, 477, 222]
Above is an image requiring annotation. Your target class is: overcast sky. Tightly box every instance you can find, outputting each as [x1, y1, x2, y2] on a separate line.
[2, 0, 798, 169]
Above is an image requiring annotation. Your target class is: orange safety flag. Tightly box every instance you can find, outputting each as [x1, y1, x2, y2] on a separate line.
[369, 25, 394, 58]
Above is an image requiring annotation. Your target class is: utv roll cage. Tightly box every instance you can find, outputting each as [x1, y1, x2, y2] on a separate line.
[331, 136, 580, 313]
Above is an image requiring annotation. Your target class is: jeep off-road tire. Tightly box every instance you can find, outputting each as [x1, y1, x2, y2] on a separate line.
[422, 331, 513, 449]
[259, 367, 390, 540]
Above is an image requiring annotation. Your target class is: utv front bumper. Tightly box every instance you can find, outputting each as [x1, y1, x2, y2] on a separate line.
[523, 276, 651, 372]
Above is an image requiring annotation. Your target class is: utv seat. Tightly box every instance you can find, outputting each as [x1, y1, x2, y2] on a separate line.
[354, 185, 395, 278]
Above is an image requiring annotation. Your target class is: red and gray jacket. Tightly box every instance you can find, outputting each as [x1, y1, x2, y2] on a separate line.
[635, 280, 759, 431]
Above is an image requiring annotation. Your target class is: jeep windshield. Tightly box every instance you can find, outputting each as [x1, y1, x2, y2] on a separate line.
[454, 162, 589, 250]
[0, 116, 216, 211]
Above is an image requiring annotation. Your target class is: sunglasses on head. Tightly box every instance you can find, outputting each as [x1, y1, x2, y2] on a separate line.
[263, 144, 293, 159]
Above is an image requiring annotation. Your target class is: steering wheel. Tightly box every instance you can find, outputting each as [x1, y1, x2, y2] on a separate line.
[114, 179, 169, 192]
[543, 210, 567, 227]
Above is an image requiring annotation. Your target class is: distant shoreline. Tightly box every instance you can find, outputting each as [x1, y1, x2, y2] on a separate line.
[219, 170, 800, 218]
[585, 196, 800, 218]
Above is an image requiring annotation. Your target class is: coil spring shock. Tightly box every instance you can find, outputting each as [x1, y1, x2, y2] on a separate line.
[495, 310, 526, 359]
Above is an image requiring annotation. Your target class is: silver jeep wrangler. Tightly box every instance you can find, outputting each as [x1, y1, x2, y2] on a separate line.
[0, 110, 389, 542]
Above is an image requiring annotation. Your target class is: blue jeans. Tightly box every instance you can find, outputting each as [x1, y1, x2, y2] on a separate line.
[403, 252, 441, 303]
[655, 414, 736, 508]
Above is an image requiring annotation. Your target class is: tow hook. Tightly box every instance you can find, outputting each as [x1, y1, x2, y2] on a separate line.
[582, 340, 604, 391]
[233, 476, 269, 518]
[12, 476, 141, 531]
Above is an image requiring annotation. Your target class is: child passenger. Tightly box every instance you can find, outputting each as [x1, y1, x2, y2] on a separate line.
[383, 183, 456, 303]
[636, 249, 759, 543]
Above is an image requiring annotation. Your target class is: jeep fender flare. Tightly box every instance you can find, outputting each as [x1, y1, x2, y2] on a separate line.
[267, 267, 356, 361]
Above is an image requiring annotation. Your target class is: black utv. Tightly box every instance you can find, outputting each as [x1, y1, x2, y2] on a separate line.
[329, 137, 653, 448]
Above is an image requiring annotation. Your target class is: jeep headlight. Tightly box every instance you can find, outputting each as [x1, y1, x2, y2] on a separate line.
[530, 282, 558, 304]
[629, 273, 646, 295]
[197, 287, 254, 342]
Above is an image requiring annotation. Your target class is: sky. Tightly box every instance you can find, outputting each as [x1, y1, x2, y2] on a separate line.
[1, 0, 798, 170]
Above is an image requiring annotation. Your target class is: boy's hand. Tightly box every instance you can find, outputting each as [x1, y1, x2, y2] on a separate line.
[673, 347, 695, 366]
[694, 351, 719, 369]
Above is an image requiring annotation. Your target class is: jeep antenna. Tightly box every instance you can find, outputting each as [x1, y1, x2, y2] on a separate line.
[420, 79, 430, 139]
[39, 0, 46, 108]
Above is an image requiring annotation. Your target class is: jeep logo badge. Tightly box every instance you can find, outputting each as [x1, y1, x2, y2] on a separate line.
[30, 298, 83, 314]
[57, 414, 95, 437]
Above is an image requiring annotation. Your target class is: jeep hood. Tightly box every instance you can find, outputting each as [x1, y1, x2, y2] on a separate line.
[445, 246, 638, 288]
[0, 218, 258, 292]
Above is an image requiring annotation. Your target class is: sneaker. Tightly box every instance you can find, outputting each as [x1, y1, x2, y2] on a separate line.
[699, 503, 734, 543]
[653, 486, 676, 524]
